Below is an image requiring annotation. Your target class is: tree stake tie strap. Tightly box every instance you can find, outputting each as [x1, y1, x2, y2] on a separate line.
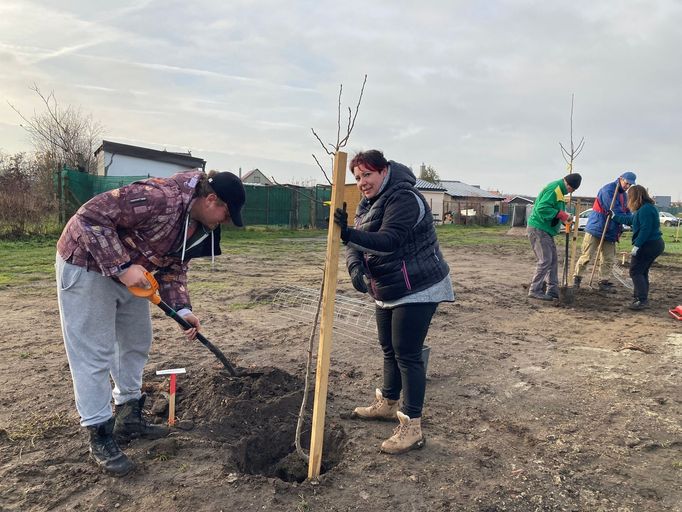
[156, 368, 185, 426]
[128, 271, 237, 376]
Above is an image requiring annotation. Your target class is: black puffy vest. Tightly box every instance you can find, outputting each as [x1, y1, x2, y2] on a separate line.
[349, 167, 449, 301]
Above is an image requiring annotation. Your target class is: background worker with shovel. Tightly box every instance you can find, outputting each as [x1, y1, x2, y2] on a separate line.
[55, 169, 245, 476]
[526, 173, 582, 300]
[573, 172, 636, 291]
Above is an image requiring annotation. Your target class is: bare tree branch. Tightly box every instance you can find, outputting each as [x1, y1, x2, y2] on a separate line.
[311, 128, 334, 156]
[269, 176, 328, 205]
[338, 74, 367, 149]
[336, 84, 342, 149]
[8, 84, 102, 172]
[312, 154, 333, 185]
[310, 74, 368, 179]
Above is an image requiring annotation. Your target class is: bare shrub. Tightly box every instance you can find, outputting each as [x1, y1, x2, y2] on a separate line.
[0, 152, 58, 238]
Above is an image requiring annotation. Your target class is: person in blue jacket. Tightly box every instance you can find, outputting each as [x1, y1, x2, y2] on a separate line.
[573, 172, 636, 291]
[611, 185, 664, 310]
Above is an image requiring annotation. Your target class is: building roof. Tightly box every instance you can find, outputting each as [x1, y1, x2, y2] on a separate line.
[95, 140, 205, 169]
[240, 168, 273, 184]
[503, 195, 534, 204]
[415, 178, 446, 191]
[439, 180, 504, 200]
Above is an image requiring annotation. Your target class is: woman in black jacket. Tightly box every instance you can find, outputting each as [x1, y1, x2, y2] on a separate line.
[334, 149, 454, 454]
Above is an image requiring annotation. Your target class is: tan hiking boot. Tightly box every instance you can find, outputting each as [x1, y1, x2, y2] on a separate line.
[351, 388, 399, 421]
[380, 411, 425, 455]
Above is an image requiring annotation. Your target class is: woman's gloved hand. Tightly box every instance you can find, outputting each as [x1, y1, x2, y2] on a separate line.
[349, 266, 369, 293]
[334, 208, 350, 241]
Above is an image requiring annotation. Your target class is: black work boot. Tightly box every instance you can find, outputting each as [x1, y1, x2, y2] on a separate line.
[87, 417, 134, 476]
[113, 394, 169, 443]
[573, 275, 582, 289]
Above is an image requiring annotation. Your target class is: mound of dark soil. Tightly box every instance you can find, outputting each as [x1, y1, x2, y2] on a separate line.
[145, 366, 345, 482]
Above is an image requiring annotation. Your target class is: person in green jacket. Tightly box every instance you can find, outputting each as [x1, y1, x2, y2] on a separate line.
[527, 173, 582, 300]
[610, 185, 664, 310]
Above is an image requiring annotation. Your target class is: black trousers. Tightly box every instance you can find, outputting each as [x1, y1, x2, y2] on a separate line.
[375, 303, 438, 418]
[629, 238, 665, 302]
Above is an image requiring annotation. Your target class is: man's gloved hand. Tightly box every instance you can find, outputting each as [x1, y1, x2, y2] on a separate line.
[349, 266, 369, 293]
[334, 208, 350, 240]
[556, 210, 571, 223]
[631, 246, 639, 256]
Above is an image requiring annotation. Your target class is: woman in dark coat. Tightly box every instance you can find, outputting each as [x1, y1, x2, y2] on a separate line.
[611, 185, 665, 310]
[334, 149, 454, 454]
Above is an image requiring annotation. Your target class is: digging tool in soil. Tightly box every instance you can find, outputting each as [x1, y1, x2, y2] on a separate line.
[559, 219, 575, 305]
[128, 271, 258, 377]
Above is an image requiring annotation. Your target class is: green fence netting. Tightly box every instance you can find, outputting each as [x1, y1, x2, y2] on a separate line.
[56, 167, 331, 229]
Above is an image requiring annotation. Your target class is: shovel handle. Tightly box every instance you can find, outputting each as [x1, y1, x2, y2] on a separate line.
[126, 271, 237, 376]
[127, 271, 161, 305]
[155, 300, 238, 376]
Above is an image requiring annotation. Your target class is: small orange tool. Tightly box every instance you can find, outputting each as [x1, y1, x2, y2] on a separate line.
[669, 305, 682, 321]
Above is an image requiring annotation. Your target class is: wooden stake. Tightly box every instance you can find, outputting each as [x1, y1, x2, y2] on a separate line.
[168, 374, 177, 426]
[308, 151, 346, 480]
[570, 199, 581, 284]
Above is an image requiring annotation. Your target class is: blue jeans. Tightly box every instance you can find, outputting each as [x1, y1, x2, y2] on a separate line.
[375, 303, 437, 418]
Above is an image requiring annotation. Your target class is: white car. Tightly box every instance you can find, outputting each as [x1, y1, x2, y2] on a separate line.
[659, 211, 680, 226]
[576, 208, 631, 231]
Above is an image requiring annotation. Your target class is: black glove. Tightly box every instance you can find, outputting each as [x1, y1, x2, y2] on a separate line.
[349, 266, 369, 294]
[334, 208, 350, 240]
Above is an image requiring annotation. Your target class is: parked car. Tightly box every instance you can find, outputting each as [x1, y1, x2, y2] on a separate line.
[577, 208, 592, 230]
[659, 211, 681, 226]
[575, 208, 631, 231]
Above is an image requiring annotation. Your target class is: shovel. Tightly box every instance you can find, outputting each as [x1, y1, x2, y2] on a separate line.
[559, 219, 575, 304]
[128, 271, 239, 376]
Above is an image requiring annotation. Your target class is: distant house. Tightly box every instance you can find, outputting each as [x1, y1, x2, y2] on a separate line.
[241, 168, 273, 185]
[94, 140, 205, 177]
[415, 179, 447, 222]
[439, 180, 504, 221]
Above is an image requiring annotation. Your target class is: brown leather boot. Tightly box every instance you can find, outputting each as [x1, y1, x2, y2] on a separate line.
[380, 411, 425, 454]
[351, 388, 399, 421]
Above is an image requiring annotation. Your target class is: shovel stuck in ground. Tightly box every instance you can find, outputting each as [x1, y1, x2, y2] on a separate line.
[559, 219, 576, 305]
[128, 271, 247, 377]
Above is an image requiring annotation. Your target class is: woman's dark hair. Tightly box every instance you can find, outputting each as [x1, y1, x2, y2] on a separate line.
[626, 184, 654, 212]
[349, 150, 388, 174]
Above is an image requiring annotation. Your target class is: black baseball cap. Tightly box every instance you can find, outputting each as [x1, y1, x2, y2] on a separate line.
[208, 172, 246, 227]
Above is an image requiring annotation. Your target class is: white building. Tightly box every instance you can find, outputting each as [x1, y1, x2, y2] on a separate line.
[94, 140, 206, 177]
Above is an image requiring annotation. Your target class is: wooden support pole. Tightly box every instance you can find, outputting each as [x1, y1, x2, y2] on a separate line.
[570, 199, 581, 284]
[307, 151, 347, 480]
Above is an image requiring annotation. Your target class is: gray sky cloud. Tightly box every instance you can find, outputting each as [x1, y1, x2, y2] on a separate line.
[1, 0, 680, 197]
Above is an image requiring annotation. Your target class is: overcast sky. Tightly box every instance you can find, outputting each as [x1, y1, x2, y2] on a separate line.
[1, 0, 680, 198]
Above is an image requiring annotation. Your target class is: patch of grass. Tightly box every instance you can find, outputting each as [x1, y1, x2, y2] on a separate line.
[436, 225, 528, 249]
[227, 301, 264, 311]
[0, 235, 58, 287]
[3, 411, 72, 444]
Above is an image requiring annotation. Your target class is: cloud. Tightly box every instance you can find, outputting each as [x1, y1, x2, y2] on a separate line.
[0, 0, 681, 197]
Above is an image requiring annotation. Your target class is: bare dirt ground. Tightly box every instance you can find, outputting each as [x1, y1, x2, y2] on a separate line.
[1, 232, 681, 511]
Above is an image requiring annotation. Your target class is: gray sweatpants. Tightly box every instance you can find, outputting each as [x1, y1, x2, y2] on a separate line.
[527, 227, 558, 295]
[56, 255, 152, 427]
